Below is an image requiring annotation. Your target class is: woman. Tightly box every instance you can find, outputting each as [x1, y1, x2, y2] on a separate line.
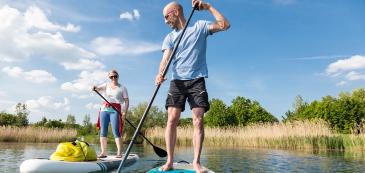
[92, 70, 129, 158]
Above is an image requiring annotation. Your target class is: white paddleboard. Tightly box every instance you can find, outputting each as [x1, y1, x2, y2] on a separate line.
[20, 154, 139, 173]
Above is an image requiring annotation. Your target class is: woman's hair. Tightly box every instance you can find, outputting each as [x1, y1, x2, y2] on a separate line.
[108, 69, 119, 77]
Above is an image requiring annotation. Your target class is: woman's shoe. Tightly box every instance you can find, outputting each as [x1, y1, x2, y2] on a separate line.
[97, 154, 107, 158]
[115, 155, 122, 158]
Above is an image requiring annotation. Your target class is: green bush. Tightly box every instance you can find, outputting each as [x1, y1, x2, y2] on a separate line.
[283, 88, 365, 133]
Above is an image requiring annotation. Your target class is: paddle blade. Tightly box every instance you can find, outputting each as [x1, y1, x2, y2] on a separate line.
[153, 146, 167, 157]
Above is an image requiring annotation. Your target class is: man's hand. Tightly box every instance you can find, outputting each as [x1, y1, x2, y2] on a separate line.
[155, 73, 166, 85]
[192, 0, 211, 10]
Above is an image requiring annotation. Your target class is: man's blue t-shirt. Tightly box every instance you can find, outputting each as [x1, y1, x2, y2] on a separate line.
[162, 20, 212, 80]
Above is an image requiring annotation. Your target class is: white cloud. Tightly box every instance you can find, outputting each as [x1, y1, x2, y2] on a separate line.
[61, 70, 107, 94]
[345, 71, 365, 81]
[120, 9, 140, 21]
[326, 55, 365, 75]
[25, 96, 70, 112]
[2, 66, 23, 77]
[61, 59, 105, 70]
[2, 66, 56, 83]
[326, 55, 365, 83]
[0, 91, 7, 98]
[0, 5, 94, 62]
[336, 81, 346, 86]
[72, 94, 92, 99]
[86, 102, 100, 110]
[120, 12, 133, 21]
[133, 9, 140, 20]
[91, 37, 160, 56]
[24, 6, 80, 32]
[25, 96, 70, 119]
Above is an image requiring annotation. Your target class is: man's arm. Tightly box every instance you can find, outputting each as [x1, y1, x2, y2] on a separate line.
[193, 0, 230, 33]
[155, 48, 172, 85]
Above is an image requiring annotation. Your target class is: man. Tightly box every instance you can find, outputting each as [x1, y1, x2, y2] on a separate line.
[155, 0, 230, 172]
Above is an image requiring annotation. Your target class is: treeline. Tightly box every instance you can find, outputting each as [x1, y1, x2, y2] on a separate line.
[2, 88, 364, 136]
[0, 103, 94, 137]
[205, 96, 278, 127]
[0, 103, 29, 127]
[283, 88, 365, 134]
[0, 97, 278, 141]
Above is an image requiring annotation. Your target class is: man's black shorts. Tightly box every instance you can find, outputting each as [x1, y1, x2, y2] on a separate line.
[165, 77, 209, 112]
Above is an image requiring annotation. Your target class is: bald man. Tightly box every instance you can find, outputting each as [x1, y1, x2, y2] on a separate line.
[155, 0, 230, 172]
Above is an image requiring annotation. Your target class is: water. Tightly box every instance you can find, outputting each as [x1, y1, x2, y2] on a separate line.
[2, 142, 365, 173]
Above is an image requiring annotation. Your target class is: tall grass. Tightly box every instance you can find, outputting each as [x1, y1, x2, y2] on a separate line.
[146, 120, 365, 151]
[0, 126, 77, 143]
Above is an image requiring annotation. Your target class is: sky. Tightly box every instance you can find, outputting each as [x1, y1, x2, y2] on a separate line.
[0, 0, 364, 124]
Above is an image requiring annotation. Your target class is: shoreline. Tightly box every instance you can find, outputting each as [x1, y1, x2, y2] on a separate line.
[2, 120, 365, 152]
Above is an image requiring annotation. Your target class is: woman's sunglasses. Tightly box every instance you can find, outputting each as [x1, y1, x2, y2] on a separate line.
[109, 75, 118, 79]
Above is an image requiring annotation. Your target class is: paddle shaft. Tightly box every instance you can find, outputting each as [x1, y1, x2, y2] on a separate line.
[117, 6, 198, 172]
[93, 90, 164, 154]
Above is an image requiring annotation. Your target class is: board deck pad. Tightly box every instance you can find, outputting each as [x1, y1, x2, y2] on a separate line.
[147, 162, 214, 173]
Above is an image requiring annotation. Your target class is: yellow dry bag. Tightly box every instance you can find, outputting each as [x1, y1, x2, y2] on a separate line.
[50, 141, 97, 162]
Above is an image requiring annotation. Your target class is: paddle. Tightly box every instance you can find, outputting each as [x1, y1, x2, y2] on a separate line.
[93, 89, 167, 158]
[117, 5, 198, 173]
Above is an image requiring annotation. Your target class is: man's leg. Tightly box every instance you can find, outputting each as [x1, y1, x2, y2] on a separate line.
[192, 107, 205, 173]
[161, 107, 181, 171]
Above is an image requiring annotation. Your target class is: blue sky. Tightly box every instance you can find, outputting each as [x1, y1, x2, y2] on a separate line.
[0, 0, 364, 123]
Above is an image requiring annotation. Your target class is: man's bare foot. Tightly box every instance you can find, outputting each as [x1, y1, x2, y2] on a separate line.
[160, 162, 173, 171]
[193, 162, 207, 173]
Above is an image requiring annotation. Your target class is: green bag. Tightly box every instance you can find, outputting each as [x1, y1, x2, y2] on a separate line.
[50, 141, 97, 162]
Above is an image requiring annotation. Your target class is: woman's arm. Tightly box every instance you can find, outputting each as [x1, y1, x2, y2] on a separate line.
[92, 83, 107, 92]
[123, 98, 129, 118]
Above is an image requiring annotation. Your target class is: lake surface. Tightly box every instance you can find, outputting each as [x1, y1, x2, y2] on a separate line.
[2, 142, 365, 172]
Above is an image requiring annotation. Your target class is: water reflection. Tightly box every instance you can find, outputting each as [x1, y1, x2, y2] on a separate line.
[1, 142, 365, 173]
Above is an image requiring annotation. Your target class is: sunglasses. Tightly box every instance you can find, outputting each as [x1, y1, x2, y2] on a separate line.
[109, 75, 118, 79]
[164, 9, 176, 20]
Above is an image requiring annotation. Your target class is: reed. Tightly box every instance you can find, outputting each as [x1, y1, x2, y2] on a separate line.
[146, 120, 365, 151]
[0, 126, 77, 143]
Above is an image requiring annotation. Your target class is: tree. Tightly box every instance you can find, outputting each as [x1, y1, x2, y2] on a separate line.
[34, 117, 48, 127]
[79, 114, 95, 136]
[247, 101, 278, 124]
[282, 89, 365, 133]
[126, 102, 167, 142]
[14, 103, 29, 126]
[179, 118, 192, 127]
[229, 97, 251, 126]
[282, 95, 308, 121]
[205, 99, 237, 127]
[0, 112, 17, 126]
[228, 96, 277, 126]
[66, 114, 76, 125]
[65, 114, 77, 128]
[45, 119, 65, 128]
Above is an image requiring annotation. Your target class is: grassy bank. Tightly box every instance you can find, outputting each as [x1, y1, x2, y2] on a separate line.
[0, 126, 77, 143]
[146, 120, 365, 151]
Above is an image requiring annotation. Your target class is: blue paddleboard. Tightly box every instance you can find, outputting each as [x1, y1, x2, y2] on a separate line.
[147, 161, 214, 173]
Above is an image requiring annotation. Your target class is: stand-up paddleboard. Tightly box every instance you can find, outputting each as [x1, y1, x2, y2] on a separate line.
[20, 154, 139, 173]
[147, 161, 214, 173]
